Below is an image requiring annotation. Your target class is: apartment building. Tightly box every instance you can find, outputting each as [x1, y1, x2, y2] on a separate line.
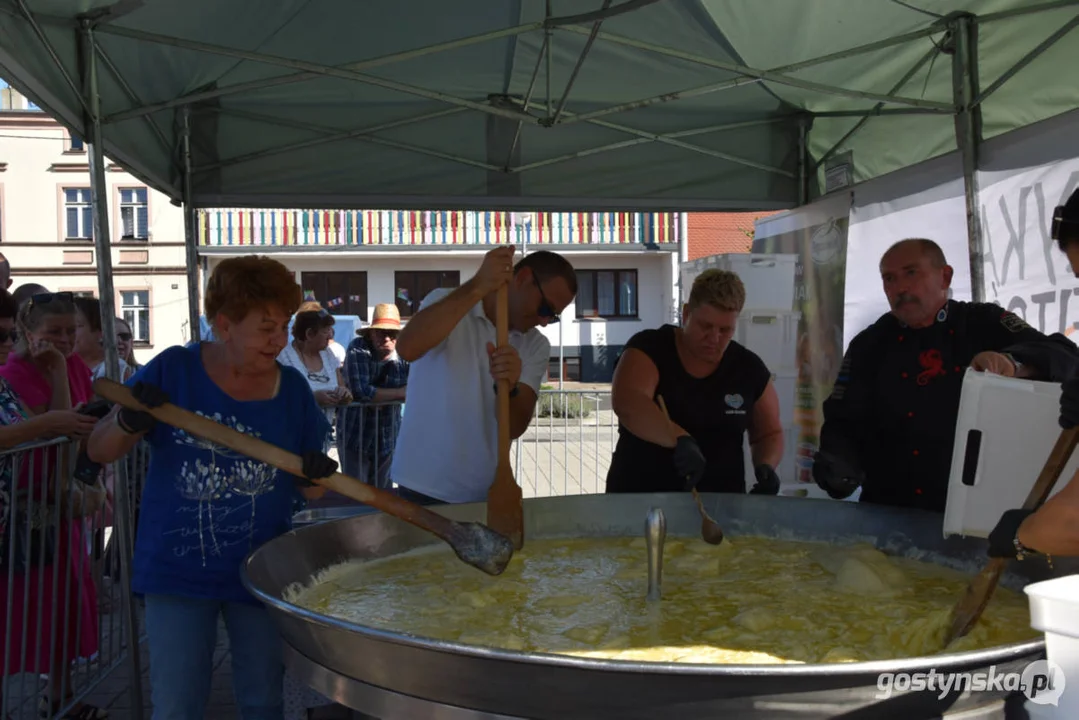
[0, 81, 190, 361]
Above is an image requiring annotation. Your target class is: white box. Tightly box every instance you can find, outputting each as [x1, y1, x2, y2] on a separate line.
[680, 253, 798, 310]
[944, 369, 1070, 539]
[742, 423, 798, 486]
[736, 310, 801, 375]
[1024, 575, 1079, 717]
[773, 371, 797, 428]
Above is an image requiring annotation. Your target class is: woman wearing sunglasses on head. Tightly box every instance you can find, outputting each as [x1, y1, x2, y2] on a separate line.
[0, 292, 94, 414]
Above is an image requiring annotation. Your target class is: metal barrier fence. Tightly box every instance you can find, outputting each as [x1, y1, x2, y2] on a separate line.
[328, 390, 615, 501]
[1, 390, 612, 718]
[1, 436, 146, 720]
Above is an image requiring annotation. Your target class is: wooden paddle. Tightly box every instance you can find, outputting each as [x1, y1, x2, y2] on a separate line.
[943, 425, 1079, 645]
[92, 378, 515, 576]
[485, 283, 525, 550]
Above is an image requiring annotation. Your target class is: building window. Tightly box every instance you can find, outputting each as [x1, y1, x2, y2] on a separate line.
[119, 188, 148, 240]
[120, 290, 150, 345]
[69, 135, 84, 152]
[547, 356, 581, 382]
[576, 270, 638, 319]
[301, 271, 368, 319]
[394, 271, 460, 318]
[64, 188, 93, 240]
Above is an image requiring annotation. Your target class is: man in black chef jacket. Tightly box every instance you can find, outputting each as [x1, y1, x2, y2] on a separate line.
[813, 238, 1079, 512]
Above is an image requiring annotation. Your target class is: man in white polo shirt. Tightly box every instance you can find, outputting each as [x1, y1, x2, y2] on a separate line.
[391, 245, 577, 504]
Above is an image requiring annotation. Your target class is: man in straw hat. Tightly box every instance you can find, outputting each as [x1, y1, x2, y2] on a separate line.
[391, 245, 576, 505]
[337, 302, 409, 489]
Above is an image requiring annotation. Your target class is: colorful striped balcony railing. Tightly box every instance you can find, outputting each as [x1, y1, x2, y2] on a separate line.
[198, 209, 682, 248]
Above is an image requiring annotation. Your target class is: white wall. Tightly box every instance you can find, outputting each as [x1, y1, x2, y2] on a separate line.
[205, 248, 675, 353]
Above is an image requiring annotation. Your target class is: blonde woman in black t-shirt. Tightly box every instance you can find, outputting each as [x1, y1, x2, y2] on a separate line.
[606, 269, 784, 495]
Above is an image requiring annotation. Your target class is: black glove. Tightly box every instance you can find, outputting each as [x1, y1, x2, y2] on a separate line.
[750, 464, 780, 495]
[988, 508, 1036, 558]
[811, 450, 862, 499]
[1060, 377, 1079, 429]
[673, 435, 706, 491]
[299, 450, 338, 486]
[116, 382, 169, 435]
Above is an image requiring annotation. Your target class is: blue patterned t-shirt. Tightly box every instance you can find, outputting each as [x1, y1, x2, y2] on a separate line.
[128, 344, 329, 603]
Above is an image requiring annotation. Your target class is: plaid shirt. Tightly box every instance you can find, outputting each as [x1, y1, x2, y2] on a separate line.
[339, 335, 409, 459]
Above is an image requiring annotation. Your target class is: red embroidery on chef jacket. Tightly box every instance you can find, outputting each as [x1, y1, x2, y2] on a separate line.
[917, 349, 945, 386]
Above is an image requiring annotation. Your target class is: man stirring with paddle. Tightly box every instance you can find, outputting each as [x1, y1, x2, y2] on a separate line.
[988, 188, 1079, 561]
[391, 246, 577, 505]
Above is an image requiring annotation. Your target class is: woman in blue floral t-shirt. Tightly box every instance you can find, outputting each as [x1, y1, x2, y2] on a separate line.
[88, 257, 338, 720]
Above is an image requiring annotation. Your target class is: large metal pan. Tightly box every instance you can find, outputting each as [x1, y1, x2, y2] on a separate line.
[243, 493, 1075, 719]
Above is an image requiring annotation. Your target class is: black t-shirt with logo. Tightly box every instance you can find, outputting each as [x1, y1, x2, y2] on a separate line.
[606, 324, 772, 494]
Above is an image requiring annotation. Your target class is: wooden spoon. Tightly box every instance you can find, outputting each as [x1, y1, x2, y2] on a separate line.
[93, 378, 515, 576]
[485, 282, 524, 550]
[657, 395, 724, 545]
[943, 425, 1079, 645]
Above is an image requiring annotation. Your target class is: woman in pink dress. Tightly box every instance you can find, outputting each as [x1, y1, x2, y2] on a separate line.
[0, 290, 104, 719]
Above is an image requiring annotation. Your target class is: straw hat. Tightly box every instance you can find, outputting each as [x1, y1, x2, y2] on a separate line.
[360, 303, 403, 334]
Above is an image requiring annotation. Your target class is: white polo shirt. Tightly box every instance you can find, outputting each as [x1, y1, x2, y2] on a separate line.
[391, 288, 550, 502]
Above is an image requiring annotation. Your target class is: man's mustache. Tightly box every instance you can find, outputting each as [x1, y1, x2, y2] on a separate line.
[892, 293, 919, 308]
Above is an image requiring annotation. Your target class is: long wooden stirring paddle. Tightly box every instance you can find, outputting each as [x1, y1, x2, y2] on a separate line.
[943, 425, 1079, 645]
[485, 283, 524, 550]
[93, 378, 515, 576]
[657, 395, 724, 545]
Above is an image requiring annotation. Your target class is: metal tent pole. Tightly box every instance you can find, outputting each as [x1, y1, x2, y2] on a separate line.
[181, 107, 202, 343]
[77, 19, 145, 719]
[951, 14, 985, 303]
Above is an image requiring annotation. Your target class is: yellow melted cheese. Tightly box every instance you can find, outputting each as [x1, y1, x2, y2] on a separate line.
[287, 536, 1039, 665]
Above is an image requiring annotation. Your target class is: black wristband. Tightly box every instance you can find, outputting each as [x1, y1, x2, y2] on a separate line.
[988, 508, 1037, 559]
[116, 408, 152, 435]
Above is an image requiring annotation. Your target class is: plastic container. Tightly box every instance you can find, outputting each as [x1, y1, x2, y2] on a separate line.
[943, 369, 1069, 539]
[773, 371, 797, 428]
[1023, 575, 1079, 717]
[743, 424, 801, 487]
[735, 310, 801, 376]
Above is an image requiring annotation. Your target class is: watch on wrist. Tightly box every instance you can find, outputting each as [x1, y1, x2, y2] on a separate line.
[1003, 352, 1023, 374]
[1013, 534, 1041, 561]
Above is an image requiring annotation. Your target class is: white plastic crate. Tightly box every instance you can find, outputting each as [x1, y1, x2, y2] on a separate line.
[943, 369, 1070, 539]
[679, 253, 798, 310]
[773, 371, 797, 428]
[741, 423, 798, 487]
[736, 310, 800, 375]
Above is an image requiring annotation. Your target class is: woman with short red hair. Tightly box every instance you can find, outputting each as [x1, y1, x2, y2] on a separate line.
[88, 255, 337, 720]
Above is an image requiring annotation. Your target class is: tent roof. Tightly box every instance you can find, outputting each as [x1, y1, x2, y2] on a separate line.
[1, 0, 1077, 211]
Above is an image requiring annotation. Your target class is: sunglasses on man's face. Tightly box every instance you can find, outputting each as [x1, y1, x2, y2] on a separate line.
[117, 332, 132, 342]
[531, 273, 560, 323]
[29, 291, 74, 309]
[0, 328, 16, 343]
